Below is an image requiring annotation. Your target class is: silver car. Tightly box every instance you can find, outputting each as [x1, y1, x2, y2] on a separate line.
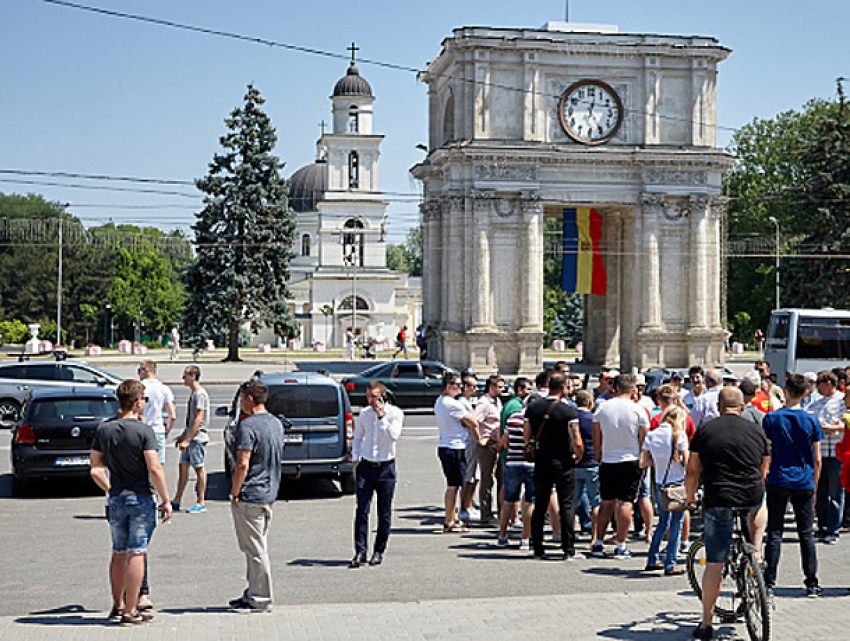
[0, 358, 122, 429]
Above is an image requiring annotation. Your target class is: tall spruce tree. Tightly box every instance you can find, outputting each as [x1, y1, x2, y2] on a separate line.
[184, 85, 298, 361]
[781, 82, 850, 307]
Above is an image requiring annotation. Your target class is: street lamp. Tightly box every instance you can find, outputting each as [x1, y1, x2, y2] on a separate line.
[768, 216, 780, 310]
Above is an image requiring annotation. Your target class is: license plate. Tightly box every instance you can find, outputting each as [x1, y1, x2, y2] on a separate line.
[55, 456, 90, 467]
[284, 433, 303, 444]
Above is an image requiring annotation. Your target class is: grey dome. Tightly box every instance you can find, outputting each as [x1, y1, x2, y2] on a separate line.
[333, 62, 373, 97]
[289, 160, 326, 213]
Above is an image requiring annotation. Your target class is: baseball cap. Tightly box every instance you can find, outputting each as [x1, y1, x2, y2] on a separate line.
[804, 371, 817, 383]
[635, 374, 647, 386]
[742, 371, 761, 386]
[603, 369, 620, 380]
[671, 371, 683, 380]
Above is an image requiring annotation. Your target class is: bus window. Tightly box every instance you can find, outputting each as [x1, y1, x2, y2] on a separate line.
[796, 318, 850, 361]
[767, 314, 790, 349]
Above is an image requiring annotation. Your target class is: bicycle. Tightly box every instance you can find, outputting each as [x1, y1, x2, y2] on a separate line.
[685, 508, 771, 641]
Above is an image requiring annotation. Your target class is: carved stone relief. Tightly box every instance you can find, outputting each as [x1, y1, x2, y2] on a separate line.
[474, 164, 539, 182]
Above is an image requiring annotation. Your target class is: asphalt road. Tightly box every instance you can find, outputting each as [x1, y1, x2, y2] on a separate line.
[2, 377, 848, 622]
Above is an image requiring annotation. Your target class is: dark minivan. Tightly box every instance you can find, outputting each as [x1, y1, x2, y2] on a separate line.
[10, 388, 119, 496]
[220, 372, 356, 494]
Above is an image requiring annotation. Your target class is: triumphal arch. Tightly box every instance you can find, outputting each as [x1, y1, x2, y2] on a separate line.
[411, 22, 732, 375]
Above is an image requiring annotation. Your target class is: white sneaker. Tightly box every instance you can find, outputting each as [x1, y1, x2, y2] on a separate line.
[519, 539, 531, 551]
[466, 506, 481, 520]
[511, 519, 524, 530]
[565, 552, 586, 561]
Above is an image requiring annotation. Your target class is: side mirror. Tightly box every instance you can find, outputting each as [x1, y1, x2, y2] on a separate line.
[215, 406, 231, 417]
[282, 418, 293, 430]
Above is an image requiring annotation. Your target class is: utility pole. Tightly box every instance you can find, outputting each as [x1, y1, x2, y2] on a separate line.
[56, 212, 65, 347]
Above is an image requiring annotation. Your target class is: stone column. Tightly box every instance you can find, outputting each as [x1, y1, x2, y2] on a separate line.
[688, 195, 710, 331]
[421, 200, 441, 326]
[471, 191, 493, 329]
[639, 194, 664, 330]
[520, 191, 543, 330]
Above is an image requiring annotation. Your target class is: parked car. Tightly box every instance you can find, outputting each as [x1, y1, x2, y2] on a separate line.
[219, 371, 356, 494]
[0, 357, 122, 429]
[10, 388, 119, 496]
[341, 360, 455, 408]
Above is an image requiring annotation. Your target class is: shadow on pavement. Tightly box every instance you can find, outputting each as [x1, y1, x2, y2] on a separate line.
[287, 558, 351, 568]
[159, 606, 231, 615]
[0, 473, 100, 500]
[597, 611, 709, 639]
[15, 604, 111, 627]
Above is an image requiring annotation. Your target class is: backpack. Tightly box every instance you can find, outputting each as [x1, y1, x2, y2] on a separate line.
[397, 331, 403, 342]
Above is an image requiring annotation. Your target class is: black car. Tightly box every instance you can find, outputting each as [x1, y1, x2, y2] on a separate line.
[220, 371, 356, 494]
[10, 388, 119, 496]
[341, 360, 458, 408]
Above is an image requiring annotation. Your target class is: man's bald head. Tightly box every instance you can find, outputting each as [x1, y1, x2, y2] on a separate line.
[718, 386, 744, 414]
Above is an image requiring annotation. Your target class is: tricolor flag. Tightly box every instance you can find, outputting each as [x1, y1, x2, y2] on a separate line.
[561, 207, 607, 295]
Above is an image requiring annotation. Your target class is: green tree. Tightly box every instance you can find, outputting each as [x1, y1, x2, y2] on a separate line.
[183, 84, 299, 361]
[386, 225, 422, 276]
[725, 98, 841, 334]
[781, 85, 850, 306]
[543, 217, 583, 346]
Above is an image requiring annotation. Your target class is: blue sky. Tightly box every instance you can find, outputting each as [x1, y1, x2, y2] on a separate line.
[2, 0, 848, 241]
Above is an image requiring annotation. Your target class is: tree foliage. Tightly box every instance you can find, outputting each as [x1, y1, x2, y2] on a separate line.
[386, 225, 422, 276]
[183, 84, 299, 361]
[725, 97, 842, 336]
[544, 217, 583, 346]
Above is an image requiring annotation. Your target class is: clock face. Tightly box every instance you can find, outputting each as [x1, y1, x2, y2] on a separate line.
[558, 79, 623, 145]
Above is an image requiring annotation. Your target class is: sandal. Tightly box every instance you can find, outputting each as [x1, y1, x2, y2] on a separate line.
[442, 521, 469, 533]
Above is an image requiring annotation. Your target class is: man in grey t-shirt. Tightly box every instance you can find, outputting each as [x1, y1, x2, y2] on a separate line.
[173, 365, 210, 514]
[228, 379, 285, 612]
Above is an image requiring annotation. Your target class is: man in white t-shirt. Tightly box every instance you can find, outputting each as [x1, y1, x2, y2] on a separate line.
[138, 360, 176, 464]
[435, 373, 480, 532]
[591, 374, 649, 559]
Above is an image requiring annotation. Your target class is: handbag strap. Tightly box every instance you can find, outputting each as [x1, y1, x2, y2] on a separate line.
[659, 427, 679, 487]
[532, 399, 561, 441]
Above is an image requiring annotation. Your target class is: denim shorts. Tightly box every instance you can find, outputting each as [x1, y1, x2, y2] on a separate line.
[154, 432, 167, 465]
[180, 441, 206, 467]
[108, 494, 156, 555]
[503, 464, 535, 503]
[703, 505, 760, 563]
[637, 468, 652, 499]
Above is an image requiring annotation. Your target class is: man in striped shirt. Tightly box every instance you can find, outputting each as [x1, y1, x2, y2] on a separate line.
[497, 403, 534, 549]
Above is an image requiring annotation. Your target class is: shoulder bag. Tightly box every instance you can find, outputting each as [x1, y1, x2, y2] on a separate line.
[659, 436, 687, 512]
[523, 399, 560, 463]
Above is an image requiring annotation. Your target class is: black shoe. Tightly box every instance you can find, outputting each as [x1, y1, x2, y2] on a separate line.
[368, 552, 383, 566]
[229, 596, 249, 609]
[349, 552, 367, 569]
[693, 623, 713, 639]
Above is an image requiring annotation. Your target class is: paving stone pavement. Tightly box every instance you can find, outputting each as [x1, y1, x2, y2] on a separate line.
[1, 588, 848, 640]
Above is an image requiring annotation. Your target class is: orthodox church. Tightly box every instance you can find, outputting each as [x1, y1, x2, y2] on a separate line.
[275, 57, 420, 349]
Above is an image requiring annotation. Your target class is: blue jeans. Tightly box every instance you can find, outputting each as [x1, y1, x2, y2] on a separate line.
[647, 484, 685, 571]
[108, 494, 156, 555]
[816, 457, 844, 537]
[573, 466, 600, 529]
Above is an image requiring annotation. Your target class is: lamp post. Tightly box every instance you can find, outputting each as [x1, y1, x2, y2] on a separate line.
[768, 216, 780, 310]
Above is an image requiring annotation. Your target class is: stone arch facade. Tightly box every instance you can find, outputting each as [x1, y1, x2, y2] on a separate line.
[411, 24, 732, 375]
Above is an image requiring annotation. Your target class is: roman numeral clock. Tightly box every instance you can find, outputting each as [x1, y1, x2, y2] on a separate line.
[558, 79, 623, 145]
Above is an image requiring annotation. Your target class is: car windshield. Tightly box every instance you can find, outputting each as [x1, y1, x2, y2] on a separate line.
[266, 384, 340, 419]
[359, 363, 388, 377]
[29, 398, 118, 423]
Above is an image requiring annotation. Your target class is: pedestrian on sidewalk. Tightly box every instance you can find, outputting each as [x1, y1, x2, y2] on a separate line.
[228, 379, 285, 612]
[172, 365, 209, 514]
[90, 380, 172, 625]
[349, 380, 404, 568]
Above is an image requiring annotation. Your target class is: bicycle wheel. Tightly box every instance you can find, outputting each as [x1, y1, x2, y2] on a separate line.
[740, 553, 771, 641]
[685, 539, 742, 620]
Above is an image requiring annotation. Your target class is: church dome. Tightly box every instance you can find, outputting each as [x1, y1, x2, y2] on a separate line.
[333, 62, 373, 97]
[289, 160, 327, 213]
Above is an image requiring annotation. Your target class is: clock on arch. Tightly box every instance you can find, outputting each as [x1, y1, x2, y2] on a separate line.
[558, 79, 623, 145]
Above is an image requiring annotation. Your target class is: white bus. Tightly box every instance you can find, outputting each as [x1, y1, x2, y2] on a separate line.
[764, 308, 850, 384]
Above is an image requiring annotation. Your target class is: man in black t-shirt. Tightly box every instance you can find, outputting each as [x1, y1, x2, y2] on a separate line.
[524, 373, 584, 559]
[685, 386, 770, 639]
[90, 380, 172, 625]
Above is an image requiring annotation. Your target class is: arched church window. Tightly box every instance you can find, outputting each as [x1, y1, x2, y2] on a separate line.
[342, 218, 365, 267]
[348, 152, 359, 189]
[338, 295, 368, 311]
[301, 233, 311, 257]
[348, 106, 358, 133]
[442, 92, 455, 144]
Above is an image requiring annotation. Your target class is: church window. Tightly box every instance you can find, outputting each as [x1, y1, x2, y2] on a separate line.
[348, 152, 359, 189]
[301, 233, 311, 256]
[342, 218, 365, 267]
[348, 106, 359, 133]
[338, 295, 368, 311]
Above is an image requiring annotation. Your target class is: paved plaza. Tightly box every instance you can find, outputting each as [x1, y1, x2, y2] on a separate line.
[0, 355, 848, 639]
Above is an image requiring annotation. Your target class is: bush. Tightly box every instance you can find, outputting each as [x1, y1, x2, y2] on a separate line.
[0, 319, 29, 344]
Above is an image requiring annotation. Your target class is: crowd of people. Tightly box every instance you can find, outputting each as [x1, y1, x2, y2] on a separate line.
[434, 359, 850, 640]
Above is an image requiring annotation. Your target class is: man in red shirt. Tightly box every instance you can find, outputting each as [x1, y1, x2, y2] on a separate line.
[651, 384, 695, 439]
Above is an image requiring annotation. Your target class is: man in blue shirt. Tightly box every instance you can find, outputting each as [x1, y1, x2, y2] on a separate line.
[762, 373, 824, 597]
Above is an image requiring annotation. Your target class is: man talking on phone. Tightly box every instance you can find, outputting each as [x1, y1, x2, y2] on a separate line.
[349, 380, 404, 568]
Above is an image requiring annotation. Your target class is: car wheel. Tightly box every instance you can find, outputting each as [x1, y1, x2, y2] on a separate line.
[0, 399, 21, 429]
[340, 472, 356, 495]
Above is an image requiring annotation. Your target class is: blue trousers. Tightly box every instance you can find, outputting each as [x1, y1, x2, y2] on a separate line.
[816, 457, 844, 537]
[354, 460, 397, 555]
[764, 485, 818, 589]
[647, 484, 684, 572]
